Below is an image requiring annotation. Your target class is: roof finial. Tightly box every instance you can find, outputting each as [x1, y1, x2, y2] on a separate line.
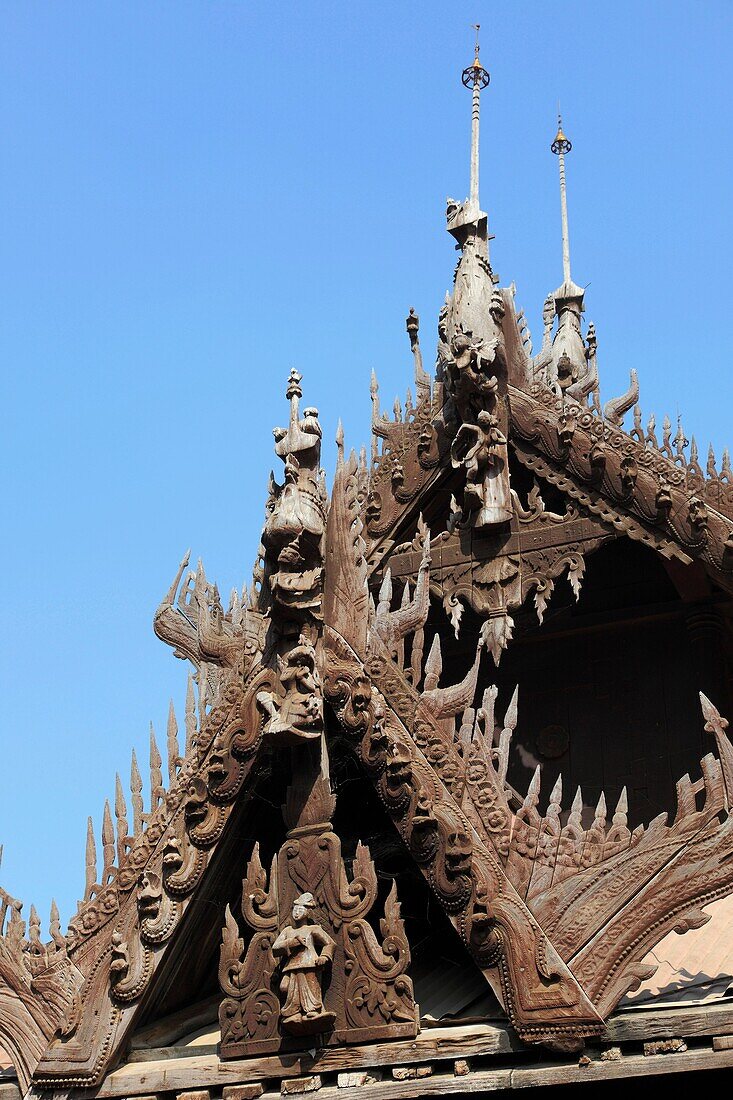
[462, 25, 490, 208]
[551, 109, 573, 286]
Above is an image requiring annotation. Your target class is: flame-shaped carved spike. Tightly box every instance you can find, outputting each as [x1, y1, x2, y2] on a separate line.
[114, 773, 128, 864]
[101, 800, 115, 880]
[393, 396, 402, 422]
[85, 817, 97, 899]
[723, 448, 732, 478]
[613, 786, 628, 822]
[394, 582, 411, 671]
[49, 898, 64, 948]
[708, 443, 717, 478]
[405, 386, 413, 412]
[594, 791, 607, 824]
[690, 436, 699, 465]
[700, 692, 733, 804]
[231, 587, 243, 629]
[185, 674, 197, 757]
[700, 753, 722, 809]
[674, 417, 688, 456]
[378, 569, 393, 609]
[160, 549, 191, 609]
[149, 723, 163, 810]
[570, 787, 584, 823]
[524, 766, 541, 809]
[496, 728, 512, 788]
[335, 418, 344, 459]
[548, 774, 563, 814]
[503, 685, 519, 732]
[480, 684, 498, 736]
[458, 706, 475, 747]
[675, 773, 695, 822]
[662, 415, 672, 456]
[423, 635, 443, 691]
[167, 700, 179, 784]
[130, 749, 143, 837]
[633, 405, 642, 432]
[28, 904, 41, 948]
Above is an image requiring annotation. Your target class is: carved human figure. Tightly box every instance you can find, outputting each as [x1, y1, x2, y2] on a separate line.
[445, 330, 500, 424]
[257, 642, 324, 744]
[263, 372, 326, 617]
[271, 893, 336, 1034]
[450, 406, 511, 527]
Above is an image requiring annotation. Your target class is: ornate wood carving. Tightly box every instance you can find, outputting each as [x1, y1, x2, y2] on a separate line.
[6, 52, 733, 1092]
[218, 749, 416, 1058]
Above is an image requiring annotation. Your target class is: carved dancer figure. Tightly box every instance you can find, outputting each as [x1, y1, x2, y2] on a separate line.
[451, 405, 511, 526]
[272, 893, 336, 1034]
[257, 642, 324, 744]
[445, 330, 499, 424]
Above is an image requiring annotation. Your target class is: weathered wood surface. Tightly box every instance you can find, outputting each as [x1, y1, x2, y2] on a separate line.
[606, 1000, 733, 1044]
[130, 996, 219, 1051]
[99, 1025, 519, 1095]
[6, 49, 733, 1096]
[99, 1000, 733, 1098]
[93, 1041, 733, 1099]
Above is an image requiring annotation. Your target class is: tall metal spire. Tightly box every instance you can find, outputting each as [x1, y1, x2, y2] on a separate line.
[551, 113, 573, 286]
[462, 25, 490, 208]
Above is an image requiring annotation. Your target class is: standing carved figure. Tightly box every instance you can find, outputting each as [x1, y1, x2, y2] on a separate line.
[272, 893, 336, 1035]
[451, 405, 511, 526]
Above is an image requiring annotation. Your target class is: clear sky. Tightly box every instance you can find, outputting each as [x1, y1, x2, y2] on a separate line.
[1, 0, 732, 928]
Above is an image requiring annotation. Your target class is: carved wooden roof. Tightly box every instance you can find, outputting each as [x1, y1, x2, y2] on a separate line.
[3, 57, 733, 1099]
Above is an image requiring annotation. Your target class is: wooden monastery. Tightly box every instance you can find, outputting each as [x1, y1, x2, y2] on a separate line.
[4, 39, 733, 1100]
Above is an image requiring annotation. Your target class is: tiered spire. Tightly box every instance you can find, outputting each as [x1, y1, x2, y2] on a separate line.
[541, 113, 591, 395]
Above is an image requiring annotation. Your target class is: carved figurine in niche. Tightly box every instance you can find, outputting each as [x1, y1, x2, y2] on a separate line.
[450, 401, 512, 527]
[272, 893, 336, 1035]
[257, 641, 323, 744]
[263, 370, 327, 618]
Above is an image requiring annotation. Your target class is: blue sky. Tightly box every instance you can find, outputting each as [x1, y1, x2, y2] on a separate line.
[1, 1, 732, 927]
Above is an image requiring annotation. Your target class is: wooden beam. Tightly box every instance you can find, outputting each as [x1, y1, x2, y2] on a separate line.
[91, 1041, 733, 1100]
[93, 1025, 520, 1097]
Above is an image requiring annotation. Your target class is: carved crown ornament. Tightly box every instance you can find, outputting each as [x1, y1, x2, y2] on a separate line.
[3, 53, 733, 1097]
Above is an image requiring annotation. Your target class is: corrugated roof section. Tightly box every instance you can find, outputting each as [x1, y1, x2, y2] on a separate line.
[622, 892, 733, 1007]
